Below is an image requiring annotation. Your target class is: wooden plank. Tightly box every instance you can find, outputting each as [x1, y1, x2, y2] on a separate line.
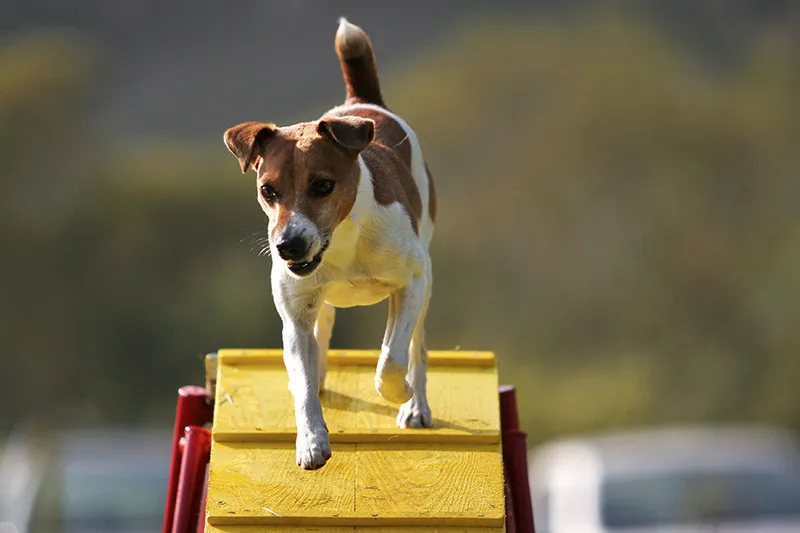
[213, 428, 499, 445]
[355, 444, 505, 527]
[354, 366, 499, 440]
[209, 510, 506, 526]
[206, 527, 353, 533]
[357, 529, 504, 533]
[206, 442, 504, 527]
[205, 524, 505, 533]
[213, 364, 295, 435]
[205, 527, 503, 532]
[213, 363, 500, 444]
[206, 442, 356, 524]
[206, 352, 219, 400]
[218, 349, 496, 368]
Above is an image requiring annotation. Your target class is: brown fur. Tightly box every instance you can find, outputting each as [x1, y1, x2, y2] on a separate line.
[224, 120, 369, 244]
[328, 107, 424, 233]
[223, 121, 277, 174]
[335, 22, 384, 106]
[426, 163, 437, 222]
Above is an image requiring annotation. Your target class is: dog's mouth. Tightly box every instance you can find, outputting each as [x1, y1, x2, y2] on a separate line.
[286, 241, 329, 277]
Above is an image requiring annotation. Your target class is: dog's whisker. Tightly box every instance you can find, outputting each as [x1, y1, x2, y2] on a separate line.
[241, 231, 268, 245]
[249, 240, 269, 254]
[243, 232, 272, 256]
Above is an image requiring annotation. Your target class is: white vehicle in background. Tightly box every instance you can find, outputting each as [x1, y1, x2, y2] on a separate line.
[528, 425, 800, 533]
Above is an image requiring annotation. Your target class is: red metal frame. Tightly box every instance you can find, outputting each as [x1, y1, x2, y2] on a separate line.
[173, 426, 212, 533]
[500, 385, 536, 533]
[163, 384, 535, 533]
[162, 386, 213, 533]
[196, 463, 210, 533]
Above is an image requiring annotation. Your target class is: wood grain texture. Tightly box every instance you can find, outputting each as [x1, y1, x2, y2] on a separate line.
[213, 363, 294, 436]
[356, 529, 504, 532]
[218, 349, 495, 367]
[355, 444, 505, 526]
[213, 429, 498, 445]
[354, 367, 500, 438]
[206, 527, 353, 532]
[205, 527, 503, 532]
[206, 442, 356, 524]
[213, 362, 500, 444]
[206, 442, 504, 527]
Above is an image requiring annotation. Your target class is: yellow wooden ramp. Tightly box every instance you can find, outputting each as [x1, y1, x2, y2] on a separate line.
[204, 349, 505, 532]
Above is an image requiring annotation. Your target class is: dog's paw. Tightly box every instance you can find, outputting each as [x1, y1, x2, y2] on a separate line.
[375, 353, 412, 404]
[296, 428, 331, 470]
[397, 397, 433, 428]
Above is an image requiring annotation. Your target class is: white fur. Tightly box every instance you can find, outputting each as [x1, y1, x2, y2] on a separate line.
[336, 18, 364, 55]
[275, 103, 434, 469]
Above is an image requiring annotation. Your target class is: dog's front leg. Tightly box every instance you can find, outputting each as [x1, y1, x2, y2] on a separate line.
[375, 273, 426, 404]
[273, 275, 331, 470]
[314, 303, 335, 392]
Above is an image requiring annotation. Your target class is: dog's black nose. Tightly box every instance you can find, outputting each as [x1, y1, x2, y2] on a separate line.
[276, 235, 309, 261]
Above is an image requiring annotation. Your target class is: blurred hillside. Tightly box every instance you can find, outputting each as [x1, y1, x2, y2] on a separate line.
[1, 1, 799, 443]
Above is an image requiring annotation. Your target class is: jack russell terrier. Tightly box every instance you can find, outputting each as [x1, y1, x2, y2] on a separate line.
[223, 18, 436, 469]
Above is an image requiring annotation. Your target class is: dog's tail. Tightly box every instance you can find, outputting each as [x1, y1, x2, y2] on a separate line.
[335, 18, 385, 107]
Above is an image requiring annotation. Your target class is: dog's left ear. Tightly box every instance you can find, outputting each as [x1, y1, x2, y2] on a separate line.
[223, 121, 277, 174]
[317, 116, 375, 157]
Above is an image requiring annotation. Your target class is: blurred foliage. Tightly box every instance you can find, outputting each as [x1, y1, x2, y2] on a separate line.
[1, 7, 798, 443]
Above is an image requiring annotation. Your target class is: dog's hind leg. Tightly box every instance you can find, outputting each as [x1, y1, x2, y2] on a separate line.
[314, 303, 335, 392]
[375, 273, 426, 404]
[397, 260, 433, 428]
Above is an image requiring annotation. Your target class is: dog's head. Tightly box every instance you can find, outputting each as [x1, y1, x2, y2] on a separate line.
[224, 116, 375, 277]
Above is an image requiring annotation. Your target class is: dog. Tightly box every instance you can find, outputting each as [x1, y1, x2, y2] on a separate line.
[223, 18, 436, 470]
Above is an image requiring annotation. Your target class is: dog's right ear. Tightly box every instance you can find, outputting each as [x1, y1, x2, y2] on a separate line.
[223, 122, 277, 174]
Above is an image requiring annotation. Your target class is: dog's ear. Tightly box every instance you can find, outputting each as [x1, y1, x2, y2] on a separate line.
[223, 122, 277, 174]
[317, 116, 375, 157]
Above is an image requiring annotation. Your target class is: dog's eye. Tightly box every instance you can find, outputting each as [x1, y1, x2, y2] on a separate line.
[310, 179, 335, 198]
[260, 183, 278, 203]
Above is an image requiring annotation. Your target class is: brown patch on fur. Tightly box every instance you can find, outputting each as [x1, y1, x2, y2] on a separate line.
[317, 116, 375, 157]
[425, 163, 437, 222]
[329, 107, 423, 233]
[223, 122, 277, 173]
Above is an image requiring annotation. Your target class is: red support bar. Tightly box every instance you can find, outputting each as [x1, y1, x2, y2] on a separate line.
[196, 463, 210, 533]
[500, 385, 536, 533]
[504, 465, 518, 533]
[173, 426, 212, 533]
[163, 386, 214, 533]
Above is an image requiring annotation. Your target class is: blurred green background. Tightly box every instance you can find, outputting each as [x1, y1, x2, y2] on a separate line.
[1, 0, 799, 446]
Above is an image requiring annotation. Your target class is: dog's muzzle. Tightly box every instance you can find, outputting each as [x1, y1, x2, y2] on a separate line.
[281, 239, 329, 277]
[276, 235, 309, 262]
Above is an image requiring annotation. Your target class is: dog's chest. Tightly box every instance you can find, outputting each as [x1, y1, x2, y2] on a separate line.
[320, 202, 425, 308]
[323, 278, 394, 308]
